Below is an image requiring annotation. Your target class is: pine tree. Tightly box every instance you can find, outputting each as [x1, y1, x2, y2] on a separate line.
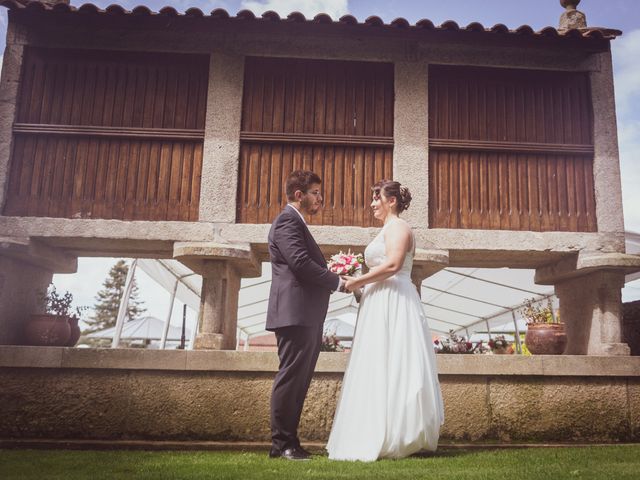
[84, 260, 146, 333]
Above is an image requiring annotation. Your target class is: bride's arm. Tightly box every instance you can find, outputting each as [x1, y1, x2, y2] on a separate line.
[343, 221, 412, 291]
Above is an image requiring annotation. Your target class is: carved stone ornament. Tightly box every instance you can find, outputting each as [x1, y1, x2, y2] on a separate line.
[559, 0, 587, 30]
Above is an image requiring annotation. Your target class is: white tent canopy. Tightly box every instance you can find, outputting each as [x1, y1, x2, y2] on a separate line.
[137, 259, 202, 311]
[118, 231, 640, 347]
[88, 316, 191, 341]
[110, 259, 201, 349]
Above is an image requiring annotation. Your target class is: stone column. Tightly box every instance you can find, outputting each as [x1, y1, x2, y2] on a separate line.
[0, 22, 26, 210]
[198, 52, 245, 223]
[0, 238, 76, 345]
[194, 260, 241, 350]
[393, 60, 429, 229]
[0, 257, 53, 345]
[590, 48, 625, 236]
[554, 271, 629, 355]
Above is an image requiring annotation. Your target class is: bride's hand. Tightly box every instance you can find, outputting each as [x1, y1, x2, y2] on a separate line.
[341, 275, 360, 293]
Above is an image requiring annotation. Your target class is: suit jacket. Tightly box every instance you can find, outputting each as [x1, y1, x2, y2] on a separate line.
[265, 206, 339, 331]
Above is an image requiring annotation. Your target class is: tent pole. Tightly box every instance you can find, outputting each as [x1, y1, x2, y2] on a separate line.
[160, 279, 180, 349]
[111, 259, 138, 348]
[512, 311, 523, 354]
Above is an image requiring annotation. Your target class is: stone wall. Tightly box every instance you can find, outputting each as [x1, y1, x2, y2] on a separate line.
[1, 347, 639, 443]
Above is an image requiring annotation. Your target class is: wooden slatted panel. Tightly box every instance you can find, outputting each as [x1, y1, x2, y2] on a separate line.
[238, 57, 394, 226]
[428, 65, 596, 232]
[3, 47, 208, 221]
[237, 143, 393, 225]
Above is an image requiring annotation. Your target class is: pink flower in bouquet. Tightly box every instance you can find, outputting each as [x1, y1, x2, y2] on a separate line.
[328, 251, 364, 277]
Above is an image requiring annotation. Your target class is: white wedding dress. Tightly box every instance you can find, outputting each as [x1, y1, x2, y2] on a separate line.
[326, 220, 445, 461]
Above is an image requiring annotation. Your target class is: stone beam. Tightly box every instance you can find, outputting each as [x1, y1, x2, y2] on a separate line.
[173, 242, 262, 279]
[535, 251, 640, 285]
[0, 237, 77, 273]
[411, 249, 450, 294]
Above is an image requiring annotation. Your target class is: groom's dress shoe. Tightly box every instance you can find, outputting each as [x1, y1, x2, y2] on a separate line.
[268, 446, 281, 458]
[296, 445, 313, 457]
[274, 447, 311, 461]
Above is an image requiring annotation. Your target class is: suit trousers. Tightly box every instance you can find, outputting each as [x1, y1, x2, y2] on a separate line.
[270, 323, 323, 451]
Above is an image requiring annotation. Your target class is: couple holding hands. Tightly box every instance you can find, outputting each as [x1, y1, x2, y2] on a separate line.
[266, 170, 444, 462]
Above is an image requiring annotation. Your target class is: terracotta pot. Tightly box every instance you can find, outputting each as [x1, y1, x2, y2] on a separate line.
[525, 323, 567, 355]
[66, 316, 81, 347]
[24, 314, 71, 346]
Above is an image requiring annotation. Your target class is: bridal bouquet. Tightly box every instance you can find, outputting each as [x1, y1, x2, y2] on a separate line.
[327, 251, 364, 276]
[328, 251, 364, 302]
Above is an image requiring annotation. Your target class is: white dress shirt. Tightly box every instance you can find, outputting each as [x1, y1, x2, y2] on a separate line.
[287, 203, 306, 223]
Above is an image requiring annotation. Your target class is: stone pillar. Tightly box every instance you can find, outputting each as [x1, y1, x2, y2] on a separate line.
[394, 60, 429, 229]
[174, 242, 260, 350]
[198, 52, 245, 223]
[590, 48, 625, 236]
[0, 22, 25, 210]
[193, 260, 241, 350]
[554, 271, 629, 355]
[0, 256, 53, 345]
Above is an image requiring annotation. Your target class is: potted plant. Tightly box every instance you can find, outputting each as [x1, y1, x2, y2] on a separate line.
[434, 330, 489, 354]
[24, 284, 84, 347]
[521, 298, 567, 355]
[488, 335, 514, 354]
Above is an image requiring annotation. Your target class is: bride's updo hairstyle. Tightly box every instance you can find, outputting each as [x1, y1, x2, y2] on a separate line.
[372, 179, 412, 212]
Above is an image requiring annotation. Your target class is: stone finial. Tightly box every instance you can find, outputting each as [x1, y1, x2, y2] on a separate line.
[559, 0, 587, 31]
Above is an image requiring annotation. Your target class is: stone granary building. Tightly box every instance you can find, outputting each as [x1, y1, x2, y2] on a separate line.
[2, 0, 640, 445]
[0, 0, 639, 356]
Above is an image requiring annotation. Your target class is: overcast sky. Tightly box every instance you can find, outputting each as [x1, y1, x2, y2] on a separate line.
[1, 0, 638, 325]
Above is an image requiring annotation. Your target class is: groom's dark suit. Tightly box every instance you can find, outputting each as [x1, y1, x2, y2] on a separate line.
[266, 205, 340, 452]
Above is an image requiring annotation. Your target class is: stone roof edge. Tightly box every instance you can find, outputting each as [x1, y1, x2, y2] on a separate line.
[0, 0, 622, 41]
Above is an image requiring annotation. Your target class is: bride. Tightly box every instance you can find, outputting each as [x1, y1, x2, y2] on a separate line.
[326, 179, 444, 462]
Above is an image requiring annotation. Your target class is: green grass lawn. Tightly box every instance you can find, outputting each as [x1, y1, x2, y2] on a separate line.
[1, 446, 639, 480]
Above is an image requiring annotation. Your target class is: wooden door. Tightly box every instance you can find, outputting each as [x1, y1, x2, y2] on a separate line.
[429, 65, 596, 232]
[237, 57, 394, 226]
[3, 48, 209, 221]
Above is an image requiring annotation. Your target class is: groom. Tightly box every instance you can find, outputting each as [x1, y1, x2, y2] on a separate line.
[266, 170, 342, 461]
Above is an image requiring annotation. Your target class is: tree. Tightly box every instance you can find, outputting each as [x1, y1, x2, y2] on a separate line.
[84, 260, 146, 333]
